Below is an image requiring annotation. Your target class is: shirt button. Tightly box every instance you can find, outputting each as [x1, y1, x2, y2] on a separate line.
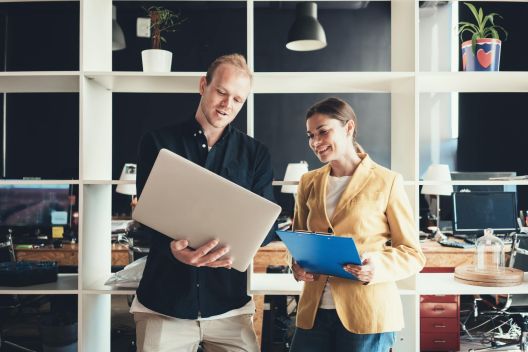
[202, 144, 206, 148]
[194, 133, 197, 137]
[198, 130, 202, 134]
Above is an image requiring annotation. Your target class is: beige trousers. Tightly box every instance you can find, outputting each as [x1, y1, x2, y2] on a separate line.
[134, 312, 260, 352]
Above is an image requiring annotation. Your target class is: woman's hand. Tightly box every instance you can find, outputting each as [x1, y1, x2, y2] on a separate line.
[343, 254, 375, 283]
[292, 262, 318, 282]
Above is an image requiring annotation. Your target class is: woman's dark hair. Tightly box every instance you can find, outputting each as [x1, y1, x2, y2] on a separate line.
[306, 97, 364, 153]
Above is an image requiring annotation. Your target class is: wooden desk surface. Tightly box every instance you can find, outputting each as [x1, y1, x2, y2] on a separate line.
[15, 243, 130, 266]
[254, 239, 489, 272]
[420, 239, 475, 271]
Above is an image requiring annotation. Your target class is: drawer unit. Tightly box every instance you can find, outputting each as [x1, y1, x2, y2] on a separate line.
[421, 332, 459, 351]
[420, 295, 459, 352]
[421, 295, 458, 303]
[420, 302, 458, 318]
[421, 318, 459, 333]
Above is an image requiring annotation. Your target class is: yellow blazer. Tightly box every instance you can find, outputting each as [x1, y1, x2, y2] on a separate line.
[292, 154, 426, 334]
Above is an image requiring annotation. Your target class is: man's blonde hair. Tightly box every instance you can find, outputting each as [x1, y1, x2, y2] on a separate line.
[205, 54, 252, 85]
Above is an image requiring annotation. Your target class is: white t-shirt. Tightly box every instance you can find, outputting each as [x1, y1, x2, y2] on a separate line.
[319, 175, 351, 309]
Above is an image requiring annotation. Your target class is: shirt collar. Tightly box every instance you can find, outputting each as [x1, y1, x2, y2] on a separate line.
[184, 117, 233, 143]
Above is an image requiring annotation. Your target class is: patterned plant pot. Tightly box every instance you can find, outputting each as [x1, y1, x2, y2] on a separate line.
[461, 39, 501, 71]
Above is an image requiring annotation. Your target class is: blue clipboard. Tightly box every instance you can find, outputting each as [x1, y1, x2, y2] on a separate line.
[276, 230, 362, 280]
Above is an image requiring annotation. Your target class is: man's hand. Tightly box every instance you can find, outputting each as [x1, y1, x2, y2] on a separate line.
[170, 239, 232, 268]
[292, 262, 318, 282]
[343, 254, 376, 283]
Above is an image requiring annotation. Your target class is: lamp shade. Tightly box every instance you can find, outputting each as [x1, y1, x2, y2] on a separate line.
[281, 161, 309, 194]
[286, 2, 327, 51]
[112, 5, 126, 51]
[116, 163, 137, 196]
[421, 164, 453, 196]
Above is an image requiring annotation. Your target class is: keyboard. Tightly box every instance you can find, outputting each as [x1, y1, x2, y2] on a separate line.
[463, 235, 512, 245]
[464, 237, 477, 245]
[438, 240, 475, 249]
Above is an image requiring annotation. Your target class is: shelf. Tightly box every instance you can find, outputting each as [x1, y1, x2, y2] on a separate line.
[0, 0, 78, 2]
[82, 180, 135, 185]
[275, 180, 417, 187]
[0, 274, 78, 294]
[420, 0, 528, 2]
[417, 273, 528, 295]
[248, 273, 417, 296]
[83, 278, 136, 295]
[419, 180, 528, 186]
[0, 72, 79, 93]
[248, 273, 304, 295]
[418, 72, 528, 93]
[85, 71, 411, 94]
[0, 179, 80, 185]
[253, 72, 412, 93]
[85, 72, 202, 93]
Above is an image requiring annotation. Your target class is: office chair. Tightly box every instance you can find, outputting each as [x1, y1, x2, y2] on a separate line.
[0, 230, 39, 352]
[463, 233, 528, 352]
[0, 230, 16, 263]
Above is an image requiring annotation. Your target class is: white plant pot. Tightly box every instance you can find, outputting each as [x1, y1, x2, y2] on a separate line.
[141, 49, 172, 73]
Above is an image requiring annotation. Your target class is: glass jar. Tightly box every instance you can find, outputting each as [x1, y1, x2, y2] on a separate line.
[475, 228, 505, 272]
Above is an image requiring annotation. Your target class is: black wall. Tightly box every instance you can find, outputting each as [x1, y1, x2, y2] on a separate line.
[0, 2, 79, 180]
[458, 2, 528, 210]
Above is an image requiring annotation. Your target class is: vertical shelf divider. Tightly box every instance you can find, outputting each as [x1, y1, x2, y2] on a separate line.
[79, 1, 112, 351]
[392, 1, 419, 350]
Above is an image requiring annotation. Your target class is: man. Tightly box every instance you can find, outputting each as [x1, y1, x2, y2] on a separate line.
[131, 54, 276, 352]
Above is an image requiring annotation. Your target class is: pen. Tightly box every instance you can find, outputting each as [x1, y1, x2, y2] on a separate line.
[520, 211, 525, 226]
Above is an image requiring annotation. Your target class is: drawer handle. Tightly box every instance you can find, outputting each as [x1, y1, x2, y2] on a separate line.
[433, 306, 445, 311]
[433, 340, 446, 344]
[433, 324, 447, 328]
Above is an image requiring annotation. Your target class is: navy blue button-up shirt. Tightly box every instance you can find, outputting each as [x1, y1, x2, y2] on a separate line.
[136, 117, 277, 319]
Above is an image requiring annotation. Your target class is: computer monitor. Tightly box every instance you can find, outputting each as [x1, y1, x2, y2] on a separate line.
[0, 184, 70, 231]
[452, 191, 518, 235]
[429, 171, 518, 226]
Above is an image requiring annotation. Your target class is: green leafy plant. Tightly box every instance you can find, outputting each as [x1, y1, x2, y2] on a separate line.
[144, 6, 187, 50]
[458, 2, 508, 54]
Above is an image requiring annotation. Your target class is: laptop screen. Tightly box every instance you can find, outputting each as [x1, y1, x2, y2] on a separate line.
[453, 191, 518, 235]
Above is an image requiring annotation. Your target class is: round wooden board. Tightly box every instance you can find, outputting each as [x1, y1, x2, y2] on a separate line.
[454, 264, 524, 287]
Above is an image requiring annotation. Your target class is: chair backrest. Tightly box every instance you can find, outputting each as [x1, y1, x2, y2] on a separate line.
[509, 233, 528, 271]
[0, 231, 16, 263]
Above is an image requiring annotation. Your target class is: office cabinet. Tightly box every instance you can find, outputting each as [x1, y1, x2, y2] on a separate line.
[1, 1, 528, 351]
[420, 295, 460, 352]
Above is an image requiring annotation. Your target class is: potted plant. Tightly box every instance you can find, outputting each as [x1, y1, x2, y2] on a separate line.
[459, 2, 507, 71]
[141, 6, 186, 73]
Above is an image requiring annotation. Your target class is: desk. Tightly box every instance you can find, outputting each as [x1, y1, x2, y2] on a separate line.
[253, 242, 289, 346]
[421, 239, 476, 272]
[421, 239, 511, 272]
[15, 243, 130, 266]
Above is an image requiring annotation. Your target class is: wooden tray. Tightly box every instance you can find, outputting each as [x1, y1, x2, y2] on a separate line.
[454, 264, 524, 287]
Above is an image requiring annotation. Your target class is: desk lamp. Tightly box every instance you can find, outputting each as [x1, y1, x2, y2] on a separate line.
[112, 5, 126, 51]
[281, 161, 309, 229]
[116, 163, 137, 214]
[281, 161, 309, 195]
[421, 164, 453, 234]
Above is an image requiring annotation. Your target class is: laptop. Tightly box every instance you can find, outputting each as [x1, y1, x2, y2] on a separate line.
[132, 148, 281, 272]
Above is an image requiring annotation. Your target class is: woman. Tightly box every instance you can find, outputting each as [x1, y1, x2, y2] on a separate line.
[289, 97, 426, 352]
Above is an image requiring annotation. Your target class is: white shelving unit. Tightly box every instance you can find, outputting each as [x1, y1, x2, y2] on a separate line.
[1, 0, 527, 351]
